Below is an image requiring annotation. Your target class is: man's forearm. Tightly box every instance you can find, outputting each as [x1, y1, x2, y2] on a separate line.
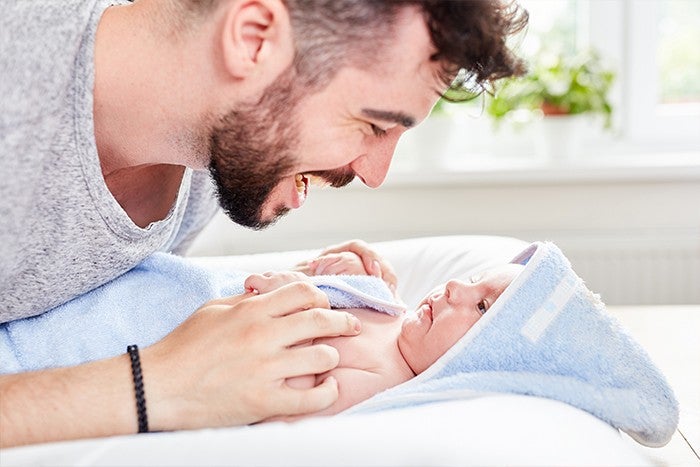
[0, 354, 137, 448]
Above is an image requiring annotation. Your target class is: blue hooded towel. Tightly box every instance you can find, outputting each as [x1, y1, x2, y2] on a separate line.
[0, 253, 403, 374]
[345, 242, 679, 448]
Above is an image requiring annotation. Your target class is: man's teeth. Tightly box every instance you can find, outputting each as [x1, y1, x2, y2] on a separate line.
[295, 173, 330, 194]
[295, 173, 306, 195]
[305, 174, 330, 188]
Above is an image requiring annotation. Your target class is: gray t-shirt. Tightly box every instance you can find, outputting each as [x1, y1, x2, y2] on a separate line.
[0, 0, 219, 322]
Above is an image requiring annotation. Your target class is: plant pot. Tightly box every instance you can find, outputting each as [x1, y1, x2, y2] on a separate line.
[533, 114, 584, 163]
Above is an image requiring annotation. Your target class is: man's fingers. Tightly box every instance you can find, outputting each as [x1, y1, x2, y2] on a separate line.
[205, 292, 255, 307]
[277, 376, 339, 416]
[320, 239, 368, 257]
[271, 344, 341, 378]
[314, 256, 341, 275]
[253, 282, 330, 316]
[276, 308, 361, 344]
[320, 239, 399, 292]
[360, 254, 398, 292]
[361, 256, 382, 278]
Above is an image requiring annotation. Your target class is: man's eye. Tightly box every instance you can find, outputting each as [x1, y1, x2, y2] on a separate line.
[477, 300, 488, 315]
[370, 124, 388, 138]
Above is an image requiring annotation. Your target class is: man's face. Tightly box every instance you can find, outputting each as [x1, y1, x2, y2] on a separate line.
[208, 7, 443, 229]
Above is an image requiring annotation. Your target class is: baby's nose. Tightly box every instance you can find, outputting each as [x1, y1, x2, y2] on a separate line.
[445, 279, 471, 301]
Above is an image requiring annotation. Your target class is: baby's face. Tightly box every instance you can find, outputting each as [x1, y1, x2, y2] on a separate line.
[398, 263, 524, 375]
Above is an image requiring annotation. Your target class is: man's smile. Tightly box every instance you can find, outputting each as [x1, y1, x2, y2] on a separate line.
[290, 169, 357, 209]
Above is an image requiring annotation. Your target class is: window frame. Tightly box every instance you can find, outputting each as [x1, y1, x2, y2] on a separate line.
[588, 0, 700, 147]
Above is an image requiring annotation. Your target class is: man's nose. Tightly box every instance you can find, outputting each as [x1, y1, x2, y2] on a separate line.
[350, 139, 399, 188]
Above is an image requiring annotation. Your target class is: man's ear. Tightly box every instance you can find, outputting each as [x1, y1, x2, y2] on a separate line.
[219, 0, 294, 85]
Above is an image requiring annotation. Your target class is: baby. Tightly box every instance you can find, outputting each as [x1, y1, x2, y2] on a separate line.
[249, 245, 678, 450]
[246, 251, 524, 420]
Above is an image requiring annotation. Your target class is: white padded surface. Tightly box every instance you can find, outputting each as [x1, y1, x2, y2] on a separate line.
[2, 395, 649, 466]
[1, 236, 652, 465]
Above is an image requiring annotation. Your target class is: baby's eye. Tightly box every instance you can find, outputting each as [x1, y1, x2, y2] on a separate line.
[477, 300, 488, 315]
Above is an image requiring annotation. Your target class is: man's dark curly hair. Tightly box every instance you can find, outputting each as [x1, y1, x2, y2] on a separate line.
[285, 1, 528, 98]
[182, 0, 528, 99]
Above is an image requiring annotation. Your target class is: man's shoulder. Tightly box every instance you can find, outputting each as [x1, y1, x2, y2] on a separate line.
[0, 0, 101, 126]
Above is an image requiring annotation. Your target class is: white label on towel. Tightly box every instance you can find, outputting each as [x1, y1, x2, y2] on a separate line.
[521, 275, 577, 343]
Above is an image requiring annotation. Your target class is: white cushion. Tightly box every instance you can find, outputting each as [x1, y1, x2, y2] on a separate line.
[2, 396, 649, 466]
[1, 236, 652, 465]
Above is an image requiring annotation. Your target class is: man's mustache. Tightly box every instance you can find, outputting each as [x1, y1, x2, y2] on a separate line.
[309, 168, 356, 188]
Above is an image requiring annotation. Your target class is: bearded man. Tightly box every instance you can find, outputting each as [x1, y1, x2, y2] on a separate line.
[0, 0, 527, 447]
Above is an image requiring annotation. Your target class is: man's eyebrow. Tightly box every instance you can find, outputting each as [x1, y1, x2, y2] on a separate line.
[361, 109, 416, 128]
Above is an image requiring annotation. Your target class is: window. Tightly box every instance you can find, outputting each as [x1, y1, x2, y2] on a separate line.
[395, 0, 699, 168]
[519, 0, 700, 149]
[658, 1, 700, 106]
[619, 0, 700, 146]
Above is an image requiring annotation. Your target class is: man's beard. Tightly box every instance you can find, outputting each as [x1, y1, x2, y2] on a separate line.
[208, 73, 355, 230]
[208, 72, 300, 230]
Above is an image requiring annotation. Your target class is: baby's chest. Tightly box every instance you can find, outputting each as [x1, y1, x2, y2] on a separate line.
[316, 314, 399, 370]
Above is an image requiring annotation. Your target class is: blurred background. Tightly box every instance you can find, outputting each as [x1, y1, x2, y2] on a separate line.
[190, 0, 700, 306]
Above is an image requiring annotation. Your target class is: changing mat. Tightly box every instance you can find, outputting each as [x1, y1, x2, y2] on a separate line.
[346, 242, 679, 448]
[0, 253, 404, 374]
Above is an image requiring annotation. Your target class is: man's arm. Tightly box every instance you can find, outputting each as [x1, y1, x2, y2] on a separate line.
[0, 283, 361, 448]
[0, 352, 138, 446]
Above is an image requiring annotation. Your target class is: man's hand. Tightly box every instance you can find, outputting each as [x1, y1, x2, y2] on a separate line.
[296, 239, 398, 294]
[141, 282, 361, 431]
[305, 252, 367, 276]
[0, 283, 361, 447]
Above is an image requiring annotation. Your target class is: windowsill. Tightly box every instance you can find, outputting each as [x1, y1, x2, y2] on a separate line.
[379, 150, 700, 187]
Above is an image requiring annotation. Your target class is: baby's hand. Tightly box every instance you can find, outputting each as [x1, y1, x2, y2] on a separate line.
[302, 252, 367, 276]
[244, 271, 311, 294]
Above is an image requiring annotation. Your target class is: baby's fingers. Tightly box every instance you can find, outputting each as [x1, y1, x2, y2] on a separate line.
[245, 271, 311, 294]
[244, 273, 268, 293]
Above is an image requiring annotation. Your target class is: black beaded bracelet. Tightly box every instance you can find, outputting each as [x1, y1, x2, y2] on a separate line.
[126, 345, 149, 433]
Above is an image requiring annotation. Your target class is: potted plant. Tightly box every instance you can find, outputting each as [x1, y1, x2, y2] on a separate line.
[486, 48, 615, 161]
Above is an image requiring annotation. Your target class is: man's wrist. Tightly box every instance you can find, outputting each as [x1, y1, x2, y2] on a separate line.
[126, 345, 149, 433]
